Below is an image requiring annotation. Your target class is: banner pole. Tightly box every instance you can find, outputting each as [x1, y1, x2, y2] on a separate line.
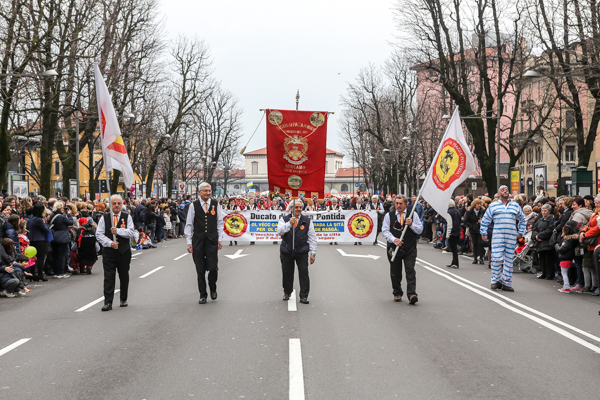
[106, 170, 116, 242]
[390, 192, 423, 262]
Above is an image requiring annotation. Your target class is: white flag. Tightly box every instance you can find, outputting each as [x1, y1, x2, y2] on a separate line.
[419, 106, 476, 223]
[94, 63, 134, 189]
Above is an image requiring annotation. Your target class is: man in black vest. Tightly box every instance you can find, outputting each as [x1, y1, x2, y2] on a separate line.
[185, 182, 224, 304]
[276, 199, 317, 304]
[381, 195, 423, 305]
[96, 194, 135, 311]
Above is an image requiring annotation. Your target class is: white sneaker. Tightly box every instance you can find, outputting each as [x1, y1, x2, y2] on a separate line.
[58, 274, 70, 279]
[5, 291, 16, 298]
[18, 291, 27, 296]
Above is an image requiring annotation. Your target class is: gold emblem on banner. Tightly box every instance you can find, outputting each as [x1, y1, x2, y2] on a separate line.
[310, 112, 325, 127]
[268, 110, 283, 125]
[288, 175, 303, 189]
[283, 135, 308, 165]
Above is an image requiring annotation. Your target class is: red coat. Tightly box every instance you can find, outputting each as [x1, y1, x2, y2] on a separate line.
[582, 212, 600, 251]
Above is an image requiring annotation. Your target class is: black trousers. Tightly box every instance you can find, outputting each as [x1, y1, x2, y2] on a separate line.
[471, 231, 484, 260]
[102, 248, 131, 305]
[449, 235, 459, 266]
[388, 246, 417, 297]
[280, 251, 310, 299]
[30, 240, 47, 278]
[538, 250, 555, 278]
[192, 237, 219, 297]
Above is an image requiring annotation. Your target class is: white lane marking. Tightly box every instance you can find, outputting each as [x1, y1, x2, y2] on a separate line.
[75, 290, 120, 312]
[288, 289, 297, 312]
[416, 261, 600, 354]
[0, 338, 31, 357]
[289, 338, 306, 400]
[132, 252, 142, 257]
[139, 266, 164, 279]
[416, 257, 600, 345]
[174, 253, 188, 261]
[225, 249, 249, 259]
[336, 248, 380, 260]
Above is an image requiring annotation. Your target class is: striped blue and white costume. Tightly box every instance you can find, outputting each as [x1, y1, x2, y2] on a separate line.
[480, 199, 526, 286]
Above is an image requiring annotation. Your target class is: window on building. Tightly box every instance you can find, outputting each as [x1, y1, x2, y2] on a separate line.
[526, 148, 533, 164]
[251, 161, 258, 175]
[234, 184, 239, 189]
[565, 145, 576, 162]
[565, 110, 575, 129]
[341, 184, 348, 192]
[54, 161, 60, 175]
[535, 146, 543, 163]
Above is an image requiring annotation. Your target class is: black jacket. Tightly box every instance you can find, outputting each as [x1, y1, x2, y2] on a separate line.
[555, 233, 579, 261]
[554, 208, 573, 231]
[532, 214, 556, 252]
[50, 211, 74, 244]
[464, 207, 483, 234]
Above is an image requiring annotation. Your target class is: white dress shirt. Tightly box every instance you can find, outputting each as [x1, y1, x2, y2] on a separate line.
[277, 215, 317, 254]
[96, 211, 135, 248]
[381, 209, 423, 243]
[184, 199, 225, 245]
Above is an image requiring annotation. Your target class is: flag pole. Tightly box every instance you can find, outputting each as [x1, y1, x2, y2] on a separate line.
[390, 192, 422, 262]
[106, 170, 116, 242]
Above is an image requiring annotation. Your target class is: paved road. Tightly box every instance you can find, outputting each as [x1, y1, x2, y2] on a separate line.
[1, 238, 599, 399]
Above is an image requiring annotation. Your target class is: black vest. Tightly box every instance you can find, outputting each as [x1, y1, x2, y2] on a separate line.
[192, 199, 218, 243]
[387, 209, 417, 253]
[280, 214, 311, 255]
[103, 212, 131, 254]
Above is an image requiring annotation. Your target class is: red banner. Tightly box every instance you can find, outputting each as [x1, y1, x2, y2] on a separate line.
[266, 109, 328, 199]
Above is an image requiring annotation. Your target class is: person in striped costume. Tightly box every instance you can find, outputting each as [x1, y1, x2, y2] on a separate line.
[480, 185, 526, 292]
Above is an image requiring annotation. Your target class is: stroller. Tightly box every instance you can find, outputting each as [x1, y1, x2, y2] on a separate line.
[513, 231, 537, 273]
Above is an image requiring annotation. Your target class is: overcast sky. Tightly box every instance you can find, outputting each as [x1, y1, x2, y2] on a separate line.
[159, 0, 397, 165]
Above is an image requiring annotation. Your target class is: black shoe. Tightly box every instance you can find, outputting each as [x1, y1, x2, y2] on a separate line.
[86, 267, 92, 275]
[501, 284, 514, 292]
[283, 294, 290, 301]
[478, 258, 485, 265]
[210, 291, 217, 300]
[101, 304, 112, 311]
[373, 241, 377, 245]
[250, 242, 255, 245]
[537, 275, 547, 279]
[491, 282, 503, 290]
[199, 297, 207, 304]
[329, 242, 333, 245]
[409, 294, 419, 305]
[120, 301, 128, 307]
[354, 242, 358, 245]
[299, 298, 309, 304]
[40, 276, 48, 282]
[358, 242, 362, 245]
[229, 242, 233, 246]
[472, 260, 478, 264]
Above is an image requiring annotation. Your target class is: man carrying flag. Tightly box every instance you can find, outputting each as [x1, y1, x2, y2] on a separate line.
[386, 106, 476, 303]
[94, 63, 135, 311]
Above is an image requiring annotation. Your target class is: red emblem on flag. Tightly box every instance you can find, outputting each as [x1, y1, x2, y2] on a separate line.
[432, 138, 467, 191]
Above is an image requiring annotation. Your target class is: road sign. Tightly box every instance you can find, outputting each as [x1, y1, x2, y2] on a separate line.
[471, 182, 477, 190]
[368, 184, 372, 188]
[355, 183, 360, 188]
[375, 190, 381, 195]
[554, 182, 559, 188]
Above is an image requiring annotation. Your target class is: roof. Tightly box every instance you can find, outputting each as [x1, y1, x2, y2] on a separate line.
[335, 167, 365, 177]
[243, 147, 344, 157]
[212, 169, 245, 179]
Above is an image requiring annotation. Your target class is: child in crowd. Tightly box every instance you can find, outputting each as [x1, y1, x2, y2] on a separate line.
[555, 221, 580, 293]
[142, 229, 157, 249]
[1, 254, 32, 297]
[71, 217, 99, 275]
[17, 220, 36, 272]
